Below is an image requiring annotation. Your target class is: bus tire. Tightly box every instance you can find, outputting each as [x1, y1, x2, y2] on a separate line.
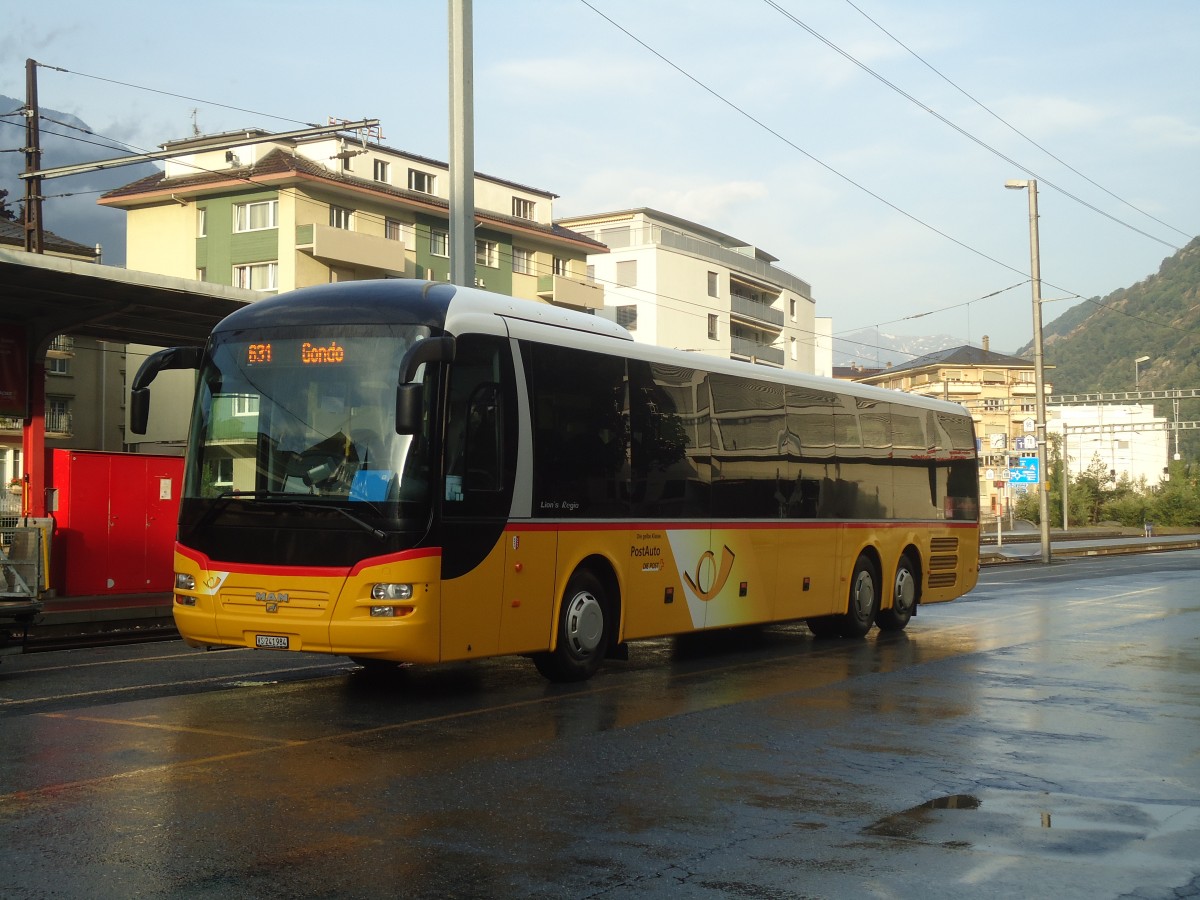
[805, 615, 842, 639]
[876, 553, 918, 632]
[839, 554, 880, 638]
[533, 570, 610, 682]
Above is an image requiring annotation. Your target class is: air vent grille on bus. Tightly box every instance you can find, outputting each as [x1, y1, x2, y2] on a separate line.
[927, 535, 959, 588]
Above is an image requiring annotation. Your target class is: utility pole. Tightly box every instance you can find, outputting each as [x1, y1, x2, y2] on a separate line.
[23, 58, 44, 253]
[448, 0, 475, 288]
[1006, 179, 1051, 564]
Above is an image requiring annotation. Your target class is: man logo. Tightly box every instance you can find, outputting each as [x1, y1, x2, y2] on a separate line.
[683, 546, 736, 601]
[255, 590, 289, 613]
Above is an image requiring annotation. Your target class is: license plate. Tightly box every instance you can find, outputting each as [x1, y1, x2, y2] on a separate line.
[255, 634, 289, 650]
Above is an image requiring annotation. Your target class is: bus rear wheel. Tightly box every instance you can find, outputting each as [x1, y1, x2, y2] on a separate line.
[533, 571, 610, 683]
[876, 553, 918, 632]
[839, 554, 880, 637]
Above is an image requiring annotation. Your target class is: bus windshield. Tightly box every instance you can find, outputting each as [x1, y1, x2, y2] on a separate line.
[183, 323, 434, 541]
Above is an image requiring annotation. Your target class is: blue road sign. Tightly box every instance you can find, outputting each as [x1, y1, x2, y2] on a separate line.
[1008, 458, 1040, 484]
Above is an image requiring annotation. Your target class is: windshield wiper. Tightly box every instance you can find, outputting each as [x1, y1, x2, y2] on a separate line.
[289, 502, 388, 541]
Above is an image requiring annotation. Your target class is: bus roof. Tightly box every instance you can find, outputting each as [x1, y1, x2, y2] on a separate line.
[212, 280, 971, 420]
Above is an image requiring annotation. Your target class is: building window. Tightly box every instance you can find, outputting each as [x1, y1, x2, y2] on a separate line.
[789, 298, 796, 320]
[409, 169, 436, 194]
[197, 207, 207, 237]
[329, 206, 354, 230]
[553, 256, 567, 276]
[212, 458, 234, 488]
[46, 397, 71, 434]
[616, 305, 638, 331]
[233, 262, 278, 291]
[616, 260, 637, 287]
[790, 337, 797, 360]
[47, 356, 70, 376]
[232, 395, 260, 417]
[981, 398, 1003, 412]
[512, 247, 533, 275]
[512, 197, 535, 220]
[233, 199, 277, 232]
[385, 218, 403, 241]
[430, 228, 448, 257]
[707, 271, 719, 297]
[374, 159, 390, 183]
[476, 239, 499, 268]
[708, 314, 718, 341]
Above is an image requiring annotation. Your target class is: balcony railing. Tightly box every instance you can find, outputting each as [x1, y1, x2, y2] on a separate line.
[730, 294, 784, 328]
[731, 336, 784, 366]
[45, 411, 72, 435]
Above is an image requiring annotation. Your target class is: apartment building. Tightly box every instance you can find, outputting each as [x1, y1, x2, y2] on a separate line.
[851, 339, 1052, 520]
[98, 127, 605, 307]
[557, 209, 828, 375]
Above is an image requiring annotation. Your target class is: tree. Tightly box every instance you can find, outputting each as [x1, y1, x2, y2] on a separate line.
[0, 187, 21, 221]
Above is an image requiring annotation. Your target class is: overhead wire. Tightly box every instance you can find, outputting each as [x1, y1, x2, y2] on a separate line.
[839, 0, 1195, 243]
[579, 1, 1194, 342]
[761, 0, 1181, 252]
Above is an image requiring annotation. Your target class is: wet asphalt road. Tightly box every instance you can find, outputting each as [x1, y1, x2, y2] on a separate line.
[2, 551, 1198, 899]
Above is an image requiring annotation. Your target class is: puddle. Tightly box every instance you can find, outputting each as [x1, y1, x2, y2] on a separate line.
[866, 794, 981, 838]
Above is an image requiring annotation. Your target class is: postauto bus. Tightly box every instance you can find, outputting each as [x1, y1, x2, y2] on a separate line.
[132, 280, 979, 681]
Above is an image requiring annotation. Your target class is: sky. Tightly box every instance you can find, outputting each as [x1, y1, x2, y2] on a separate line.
[2, 0, 1198, 355]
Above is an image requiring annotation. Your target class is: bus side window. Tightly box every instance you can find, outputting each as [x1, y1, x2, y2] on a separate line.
[443, 336, 514, 514]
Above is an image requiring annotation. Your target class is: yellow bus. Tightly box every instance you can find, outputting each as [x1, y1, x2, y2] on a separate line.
[132, 280, 979, 681]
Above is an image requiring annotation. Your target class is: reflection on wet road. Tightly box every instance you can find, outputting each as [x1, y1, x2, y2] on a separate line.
[2, 551, 1198, 898]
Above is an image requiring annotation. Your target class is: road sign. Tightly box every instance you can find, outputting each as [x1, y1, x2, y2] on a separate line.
[1023, 417, 1036, 433]
[1007, 458, 1040, 484]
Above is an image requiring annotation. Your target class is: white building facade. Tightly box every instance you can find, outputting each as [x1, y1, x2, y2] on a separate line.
[1050, 404, 1170, 486]
[557, 209, 821, 374]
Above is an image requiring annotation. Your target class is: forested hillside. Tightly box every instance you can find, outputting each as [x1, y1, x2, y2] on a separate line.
[1027, 235, 1200, 463]
[1038, 236, 1200, 395]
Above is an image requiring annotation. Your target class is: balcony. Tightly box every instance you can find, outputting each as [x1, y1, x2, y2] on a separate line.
[537, 274, 605, 310]
[296, 224, 405, 274]
[731, 336, 784, 366]
[47, 335, 75, 359]
[730, 294, 784, 328]
[45, 410, 72, 436]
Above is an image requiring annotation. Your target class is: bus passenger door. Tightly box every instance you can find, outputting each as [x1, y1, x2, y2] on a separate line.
[439, 334, 518, 662]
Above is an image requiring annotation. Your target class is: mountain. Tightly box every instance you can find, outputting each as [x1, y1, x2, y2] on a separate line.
[1028, 237, 1200, 396]
[0, 95, 159, 265]
[832, 328, 971, 369]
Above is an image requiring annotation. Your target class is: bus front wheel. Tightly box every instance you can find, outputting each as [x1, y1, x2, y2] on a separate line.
[533, 571, 610, 682]
[876, 553, 918, 632]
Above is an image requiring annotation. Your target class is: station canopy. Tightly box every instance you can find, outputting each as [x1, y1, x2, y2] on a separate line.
[0, 247, 255, 350]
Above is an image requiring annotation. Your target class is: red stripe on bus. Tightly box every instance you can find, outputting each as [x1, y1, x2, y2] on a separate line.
[176, 543, 441, 577]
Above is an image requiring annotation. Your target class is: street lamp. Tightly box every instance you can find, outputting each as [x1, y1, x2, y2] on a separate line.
[1006, 178, 1051, 564]
[1135, 355, 1150, 391]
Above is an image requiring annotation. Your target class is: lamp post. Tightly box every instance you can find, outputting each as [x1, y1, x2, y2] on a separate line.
[1006, 179, 1051, 564]
[1135, 355, 1150, 391]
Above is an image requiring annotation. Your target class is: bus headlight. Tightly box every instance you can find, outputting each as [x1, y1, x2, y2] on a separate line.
[371, 583, 413, 601]
[175, 572, 195, 591]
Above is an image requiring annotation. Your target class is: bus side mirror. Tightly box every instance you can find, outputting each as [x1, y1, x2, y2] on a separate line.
[130, 346, 204, 435]
[395, 384, 423, 435]
[395, 336, 455, 435]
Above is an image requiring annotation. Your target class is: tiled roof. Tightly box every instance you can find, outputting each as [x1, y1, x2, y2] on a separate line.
[878, 344, 1038, 375]
[99, 148, 607, 251]
[0, 218, 99, 257]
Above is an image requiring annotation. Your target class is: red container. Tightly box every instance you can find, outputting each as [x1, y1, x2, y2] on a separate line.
[49, 449, 183, 597]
